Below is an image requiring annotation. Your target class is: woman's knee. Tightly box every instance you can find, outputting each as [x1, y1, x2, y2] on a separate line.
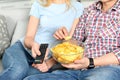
[0, 65, 29, 80]
[1, 51, 29, 80]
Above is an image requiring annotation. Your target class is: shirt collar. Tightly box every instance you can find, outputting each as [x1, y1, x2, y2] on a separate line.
[95, 0, 120, 11]
[112, 0, 120, 11]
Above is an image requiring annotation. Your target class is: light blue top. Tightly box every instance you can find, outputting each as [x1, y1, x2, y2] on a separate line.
[20, 0, 84, 49]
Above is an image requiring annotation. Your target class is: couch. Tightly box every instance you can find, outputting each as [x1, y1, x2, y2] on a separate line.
[0, 0, 95, 73]
[0, 16, 29, 72]
[0, 1, 32, 72]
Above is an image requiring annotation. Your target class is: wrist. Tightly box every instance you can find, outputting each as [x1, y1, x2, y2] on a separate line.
[45, 58, 56, 69]
[24, 38, 34, 49]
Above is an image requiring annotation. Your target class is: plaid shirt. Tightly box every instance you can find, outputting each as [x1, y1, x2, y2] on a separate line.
[73, 1, 120, 62]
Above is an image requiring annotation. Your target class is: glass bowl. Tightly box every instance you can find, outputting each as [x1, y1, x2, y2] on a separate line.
[51, 39, 84, 64]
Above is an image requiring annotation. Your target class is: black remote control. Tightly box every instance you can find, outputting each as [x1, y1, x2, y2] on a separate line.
[34, 44, 48, 64]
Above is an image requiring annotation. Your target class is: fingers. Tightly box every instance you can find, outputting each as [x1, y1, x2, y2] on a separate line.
[74, 57, 89, 65]
[61, 63, 75, 69]
[32, 62, 49, 72]
[44, 48, 49, 60]
[62, 27, 68, 37]
[53, 27, 69, 40]
[31, 48, 36, 58]
[74, 60, 81, 64]
[31, 42, 41, 58]
[32, 48, 40, 58]
[54, 30, 63, 40]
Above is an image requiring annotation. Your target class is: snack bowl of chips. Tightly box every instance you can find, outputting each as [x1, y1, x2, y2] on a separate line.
[51, 39, 84, 64]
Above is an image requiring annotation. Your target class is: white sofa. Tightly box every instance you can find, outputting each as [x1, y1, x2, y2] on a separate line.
[0, 1, 32, 72]
[0, 0, 95, 73]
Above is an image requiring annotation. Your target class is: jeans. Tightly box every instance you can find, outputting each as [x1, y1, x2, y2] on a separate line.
[24, 65, 120, 80]
[0, 41, 44, 80]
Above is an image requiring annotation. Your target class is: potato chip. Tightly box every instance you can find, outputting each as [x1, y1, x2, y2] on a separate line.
[64, 36, 71, 40]
[51, 41, 84, 64]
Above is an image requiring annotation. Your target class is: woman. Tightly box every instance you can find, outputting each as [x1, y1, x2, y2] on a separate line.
[0, 0, 83, 80]
[24, 0, 120, 80]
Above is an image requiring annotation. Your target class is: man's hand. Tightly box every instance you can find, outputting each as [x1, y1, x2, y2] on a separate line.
[53, 26, 69, 40]
[62, 57, 89, 70]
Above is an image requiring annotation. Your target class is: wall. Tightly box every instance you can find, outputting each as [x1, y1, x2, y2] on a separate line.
[0, 1, 32, 20]
[0, 1, 32, 40]
[82, 1, 95, 8]
[0, 1, 95, 20]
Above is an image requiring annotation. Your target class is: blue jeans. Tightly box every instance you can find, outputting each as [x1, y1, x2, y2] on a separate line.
[23, 65, 120, 80]
[0, 41, 50, 80]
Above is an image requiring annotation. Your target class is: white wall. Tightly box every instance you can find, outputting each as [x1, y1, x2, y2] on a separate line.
[0, 1, 32, 39]
[0, 1, 32, 21]
[81, 1, 95, 8]
[0, 1, 95, 20]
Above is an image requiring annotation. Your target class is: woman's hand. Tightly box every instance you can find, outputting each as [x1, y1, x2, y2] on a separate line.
[53, 26, 69, 40]
[32, 61, 49, 72]
[32, 58, 56, 72]
[31, 42, 41, 58]
[62, 57, 89, 70]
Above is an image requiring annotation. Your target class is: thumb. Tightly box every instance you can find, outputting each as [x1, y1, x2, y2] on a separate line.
[62, 26, 69, 37]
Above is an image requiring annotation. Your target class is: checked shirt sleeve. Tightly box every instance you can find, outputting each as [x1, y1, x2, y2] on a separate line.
[113, 36, 120, 62]
[72, 9, 88, 45]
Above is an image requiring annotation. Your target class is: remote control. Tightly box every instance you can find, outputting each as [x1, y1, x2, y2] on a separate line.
[34, 44, 48, 64]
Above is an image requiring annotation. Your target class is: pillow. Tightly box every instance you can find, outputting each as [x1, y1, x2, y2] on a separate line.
[10, 19, 28, 46]
[0, 15, 10, 58]
[5, 16, 17, 40]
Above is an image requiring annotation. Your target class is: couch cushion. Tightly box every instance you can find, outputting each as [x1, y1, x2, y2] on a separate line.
[0, 60, 3, 72]
[6, 16, 17, 40]
[0, 15, 10, 58]
[11, 19, 28, 45]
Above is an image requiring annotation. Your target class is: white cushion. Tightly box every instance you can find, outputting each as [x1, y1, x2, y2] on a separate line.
[0, 60, 3, 72]
[11, 19, 28, 45]
[0, 15, 10, 58]
[6, 16, 17, 40]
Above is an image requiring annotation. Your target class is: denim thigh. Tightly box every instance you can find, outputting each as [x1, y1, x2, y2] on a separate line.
[0, 41, 37, 80]
[80, 65, 120, 80]
[24, 70, 80, 80]
[24, 65, 120, 80]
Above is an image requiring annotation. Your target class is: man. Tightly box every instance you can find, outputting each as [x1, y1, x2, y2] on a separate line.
[24, 0, 120, 80]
